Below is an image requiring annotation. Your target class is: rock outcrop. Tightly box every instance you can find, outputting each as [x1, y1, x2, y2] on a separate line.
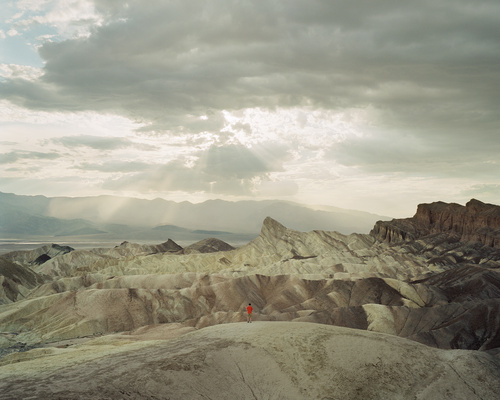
[1, 213, 499, 352]
[3, 268, 497, 351]
[112, 239, 183, 255]
[2, 244, 74, 266]
[1, 203, 500, 397]
[180, 237, 235, 254]
[0, 258, 44, 304]
[5, 217, 434, 281]
[372, 199, 500, 248]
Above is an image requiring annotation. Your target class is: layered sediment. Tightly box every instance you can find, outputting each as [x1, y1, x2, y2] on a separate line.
[372, 199, 500, 248]
[1, 200, 500, 398]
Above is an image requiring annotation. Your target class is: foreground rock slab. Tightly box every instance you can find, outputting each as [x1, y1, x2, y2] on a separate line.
[1, 322, 499, 400]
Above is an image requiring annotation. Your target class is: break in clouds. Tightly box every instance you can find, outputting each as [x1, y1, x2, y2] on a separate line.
[1, 0, 499, 215]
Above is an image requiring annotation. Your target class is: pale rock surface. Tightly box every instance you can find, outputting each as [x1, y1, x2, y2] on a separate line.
[1, 269, 497, 351]
[0, 322, 499, 400]
[1, 209, 500, 396]
[28, 217, 436, 281]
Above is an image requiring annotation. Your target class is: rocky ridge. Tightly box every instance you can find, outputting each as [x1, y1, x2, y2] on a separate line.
[372, 198, 500, 248]
[2, 243, 74, 266]
[0, 199, 499, 398]
[0, 258, 44, 304]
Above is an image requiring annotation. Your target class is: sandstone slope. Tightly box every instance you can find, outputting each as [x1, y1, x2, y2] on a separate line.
[1, 210, 499, 355]
[0, 200, 499, 365]
[1, 322, 499, 400]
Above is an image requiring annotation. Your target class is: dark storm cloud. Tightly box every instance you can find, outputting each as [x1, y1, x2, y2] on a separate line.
[1, 0, 499, 141]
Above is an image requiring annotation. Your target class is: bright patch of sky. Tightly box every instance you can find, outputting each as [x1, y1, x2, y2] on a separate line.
[0, 0, 101, 67]
[1, 0, 499, 218]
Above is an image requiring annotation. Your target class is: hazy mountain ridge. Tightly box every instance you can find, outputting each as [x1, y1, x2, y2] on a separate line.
[0, 201, 104, 237]
[0, 192, 389, 239]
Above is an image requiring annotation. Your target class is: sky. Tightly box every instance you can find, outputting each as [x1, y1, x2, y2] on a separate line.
[0, 0, 499, 218]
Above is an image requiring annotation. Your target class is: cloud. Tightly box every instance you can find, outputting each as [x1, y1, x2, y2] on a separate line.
[9, 0, 102, 39]
[6, 28, 20, 37]
[52, 135, 137, 150]
[101, 143, 290, 196]
[0, 64, 44, 80]
[74, 160, 152, 173]
[326, 129, 500, 180]
[200, 144, 272, 180]
[1, 0, 498, 140]
[47, 134, 157, 155]
[1, 0, 499, 216]
[461, 184, 500, 200]
[0, 150, 61, 164]
[101, 160, 212, 194]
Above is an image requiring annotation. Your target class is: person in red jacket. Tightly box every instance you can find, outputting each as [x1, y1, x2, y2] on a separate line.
[246, 303, 253, 323]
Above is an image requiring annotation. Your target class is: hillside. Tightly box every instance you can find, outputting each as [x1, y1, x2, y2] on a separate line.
[0, 199, 499, 398]
[1, 322, 498, 400]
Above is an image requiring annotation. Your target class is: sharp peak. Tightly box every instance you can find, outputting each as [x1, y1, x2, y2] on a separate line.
[260, 216, 288, 235]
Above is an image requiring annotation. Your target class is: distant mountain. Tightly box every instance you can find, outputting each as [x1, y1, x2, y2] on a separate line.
[0, 200, 104, 237]
[0, 192, 390, 238]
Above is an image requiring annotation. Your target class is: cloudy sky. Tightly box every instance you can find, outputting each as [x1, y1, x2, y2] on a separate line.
[1, 0, 499, 217]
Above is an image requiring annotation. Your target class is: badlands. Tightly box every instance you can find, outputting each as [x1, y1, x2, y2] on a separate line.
[0, 199, 499, 399]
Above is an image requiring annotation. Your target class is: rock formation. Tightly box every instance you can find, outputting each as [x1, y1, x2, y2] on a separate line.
[2, 243, 74, 266]
[0, 199, 499, 398]
[180, 237, 236, 254]
[372, 199, 500, 248]
[111, 239, 184, 255]
[0, 258, 44, 304]
[1, 322, 499, 400]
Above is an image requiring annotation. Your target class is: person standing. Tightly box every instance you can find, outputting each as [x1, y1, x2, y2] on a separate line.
[246, 303, 253, 323]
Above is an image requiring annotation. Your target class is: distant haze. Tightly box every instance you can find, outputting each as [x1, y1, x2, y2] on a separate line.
[1, 1, 499, 217]
[0, 192, 389, 245]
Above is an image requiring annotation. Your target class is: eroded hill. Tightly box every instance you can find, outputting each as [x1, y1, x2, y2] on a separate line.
[1, 200, 499, 398]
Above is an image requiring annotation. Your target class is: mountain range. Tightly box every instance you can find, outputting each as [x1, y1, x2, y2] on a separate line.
[0, 191, 388, 246]
[0, 198, 499, 398]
